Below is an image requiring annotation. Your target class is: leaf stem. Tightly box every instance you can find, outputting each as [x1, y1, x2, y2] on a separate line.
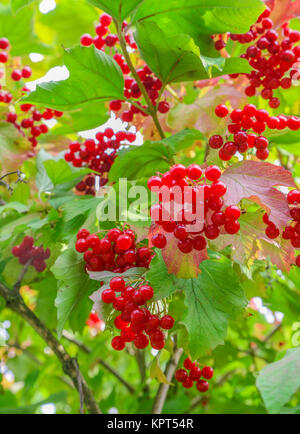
[114, 19, 165, 139]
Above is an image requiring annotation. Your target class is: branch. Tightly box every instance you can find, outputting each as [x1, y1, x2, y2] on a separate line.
[62, 330, 136, 395]
[151, 346, 184, 414]
[74, 359, 84, 414]
[0, 170, 26, 192]
[114, 19, 165, 140]
[0, 282, 101, 414]
[14, 259, 33, 292]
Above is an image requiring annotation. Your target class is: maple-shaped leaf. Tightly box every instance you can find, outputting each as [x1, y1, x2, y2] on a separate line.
[221, 161, 296, 230]
[257, 239, 295, 272]
[214, 211, 267, 264]
[215, 211, 295, 271]
[149, 225, 208, 279]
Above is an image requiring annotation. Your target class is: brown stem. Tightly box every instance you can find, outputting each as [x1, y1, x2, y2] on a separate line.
[114, 19, 165, 140]
[0, 282, 101, 414]
[62, 330, 136, 395]
[151, 347, 184, 414]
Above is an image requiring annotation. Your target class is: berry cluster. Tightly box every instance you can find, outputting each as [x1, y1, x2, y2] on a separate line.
[75, 173, 108, 196]
[101, 276, 174, 351]
[64, 128, 136, 194]
[80, 13, 170, 123]
[148, 164, 241, 254]
[12, 236, 50, 272]
[264, 189, 300, 268]
[214, 7, 300, 108]
[75, 228, 153, 273]
[212, 103, 300, 161]
[80, 13, 137, 52]
[110, 63, 170, 122]
[175, 358, 214, 392]
[0, 37, 63, 148]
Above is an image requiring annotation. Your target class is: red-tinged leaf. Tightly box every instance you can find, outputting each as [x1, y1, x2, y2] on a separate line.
[214, 211, 267, 264]
[221, 161, 296, 229]
[148, 225, 208, 278]
[267, 0, 300, 26]
[257, 239, 295, 272]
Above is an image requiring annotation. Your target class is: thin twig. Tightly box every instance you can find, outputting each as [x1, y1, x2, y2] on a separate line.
[263, 323, 282, 343]
[74, 359, 84, 414]
[62, 330, 136, 394]
[14, 259, 33, 292]
[114, 18, 165, 139]
[0, 170, 26, 192]
[0, 282, 101, 414]
[151, 346, 184, 414]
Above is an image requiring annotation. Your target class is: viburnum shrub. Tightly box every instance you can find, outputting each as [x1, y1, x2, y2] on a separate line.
[175, 358, 214, 392]
[1, 0, 300, 416]
[0, 38, 63, 149]
[213, 7, 300, 107]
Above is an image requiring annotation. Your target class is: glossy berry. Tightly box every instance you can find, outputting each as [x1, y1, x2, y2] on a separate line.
[111, 336, 125, 351]
[202, 366, 214, 380]
[205, 166, 221, 182]
[215, 104, 229, 118]
[196, 380, 209, 393]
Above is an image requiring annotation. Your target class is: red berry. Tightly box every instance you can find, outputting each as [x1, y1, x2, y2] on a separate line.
[11, 69, 22, 81]
[75, 238, 88, 253]
[288, 190, 300, 204]
[100, 13, 112, 27]
[196, 380, 209, 393]
[202, 366, 214, 380]
[111, 336, 125, 351]
[160, 315, 174, 330]
[193, 236, 207, 251]
[134, 333, 149, 349]
[158, 101, 170, 114]
[116, 234, 132, 251]
[175, 369, 188, 382]
[205, 166, 221, 182]
[152, 233, 167, 249]
[189, 366, 202, 381]
[102, 289, 116, 304]
[0, 52, 8, 63]
[183, 358, 193, 370]
[265, 225, 280, 239]
[187, 164, 202, 180]
[182, 378, 194, 389]
[80, 33, 93, 46]
[0, 38, 9, 49]
[296, 255, 300, 268]
[110, 277, 125, 292]
[107, 228, 122, 242]
[209, 135, 223, 149]
[22, 66, 32, 78]
[170, 164, 186, 180]
[215, 104, 229, 118]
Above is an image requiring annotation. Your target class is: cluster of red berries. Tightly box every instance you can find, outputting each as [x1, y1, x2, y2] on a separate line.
[264, 189, 300, 268]
[75, 173, 108, 196]
[12, 236, 50, 272]
[101, 276, 174, 351]
[81, 13, 170, 123]
[212, 103, 300, 161]
[109, 63, 170, 122]
[80, 13, 137, 52]
[75, 227, 153, 273]
[7, 103, 63, 148]
[214, 7, 300, 108]
[0, 37, 32, 82]
[64, 128, 136, 194]
[0, 37, 63, 148]
[175, 358, 214, 392]
[65, 128, 136, 170]
[148, 164, 241, 254]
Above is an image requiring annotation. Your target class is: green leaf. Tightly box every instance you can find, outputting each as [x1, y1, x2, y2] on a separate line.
[181, 259, 247, 357]
[51, 101, 109, 135]
[146, 250, 178, 301]
[132, 0, 265, 37]
[109, 129, 202, 182]
[33, 277, 58, 329]
[43, 159, 92, 185]
[135, 21, 251, 83]
[51, 249, 98, 337]
[256, 348, 300, 414]
[0, 392, 67, 414]
[88, 0, 144, 21]
[23, 46, 124, 110]
[0, 4, 49, 55]
[10, 0, 35, 13]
